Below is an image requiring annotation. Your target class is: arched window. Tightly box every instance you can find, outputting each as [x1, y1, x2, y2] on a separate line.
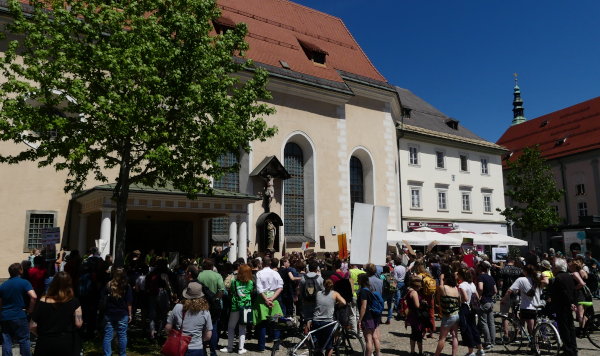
[350, 156, 364, 217]
[212, 152, 239, 238]
[284, 142, 304, 236]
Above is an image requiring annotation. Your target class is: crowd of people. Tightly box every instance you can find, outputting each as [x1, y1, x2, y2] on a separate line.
[0, 244, 597, 356]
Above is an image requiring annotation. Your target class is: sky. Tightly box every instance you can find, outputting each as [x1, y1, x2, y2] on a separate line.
[293, 0, 600, 143]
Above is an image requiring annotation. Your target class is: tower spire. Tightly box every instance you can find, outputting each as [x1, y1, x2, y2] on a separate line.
[511, 73, 526, 125]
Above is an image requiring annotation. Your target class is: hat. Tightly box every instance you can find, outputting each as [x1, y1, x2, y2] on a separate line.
[540, 260, 552, 270]
[183, 282, 204, 299]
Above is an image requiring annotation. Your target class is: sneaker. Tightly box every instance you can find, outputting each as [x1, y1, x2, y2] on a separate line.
[464, 353, 476, 356]
[238, 349, 248, 355]
[220, 348, 233, 353]
[484, 344, 494, 351]
[476, 350, 486, 356]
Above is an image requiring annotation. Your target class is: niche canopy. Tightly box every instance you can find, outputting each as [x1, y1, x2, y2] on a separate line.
[250, 156, 291, 180]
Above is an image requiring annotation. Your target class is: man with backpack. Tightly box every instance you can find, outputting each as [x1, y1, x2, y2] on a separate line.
[299, 262, 323, 324]
[380, 266, 397, 324]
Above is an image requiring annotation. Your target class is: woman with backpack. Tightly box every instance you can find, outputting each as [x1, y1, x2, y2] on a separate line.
[414, 260, 436, 338]
[357, 273, 382, 356]
[101, 268, 133, 356]
[221, 264, 254, 354]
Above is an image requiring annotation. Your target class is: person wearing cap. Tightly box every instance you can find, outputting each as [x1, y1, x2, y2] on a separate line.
[165, 281, 213, 356]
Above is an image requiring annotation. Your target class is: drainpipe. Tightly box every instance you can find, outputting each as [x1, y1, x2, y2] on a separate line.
[559, 159, 571, 225]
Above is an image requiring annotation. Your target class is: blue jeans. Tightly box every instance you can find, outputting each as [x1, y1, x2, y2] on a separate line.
[1, 318, 31, 356]
[185, 349, 206, 356]
[209, 318, 219, 356]
[393, 282, 405, 311]
[257, 321, 280, 351]
[103, 315, 128, 356]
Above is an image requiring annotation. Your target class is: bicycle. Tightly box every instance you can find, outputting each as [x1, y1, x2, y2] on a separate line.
[270, 317, 365, 356]
[494, 305, 562, 356]
[579, 300, 600, 348]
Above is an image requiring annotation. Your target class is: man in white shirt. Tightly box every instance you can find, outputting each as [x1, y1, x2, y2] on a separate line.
[393, 257, 406, 319]
[255, 257, 284, 351]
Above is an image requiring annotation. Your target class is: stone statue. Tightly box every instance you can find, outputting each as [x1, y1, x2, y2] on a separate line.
[262, 175, 274, 211]
[266, 219, 276, 251]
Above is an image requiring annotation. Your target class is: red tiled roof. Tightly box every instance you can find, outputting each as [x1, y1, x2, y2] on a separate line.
[217, 0, 387, 84]
[497, 96, 600, 163]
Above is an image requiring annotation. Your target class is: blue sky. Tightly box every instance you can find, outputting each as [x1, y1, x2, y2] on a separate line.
[293, 0, 600, 142]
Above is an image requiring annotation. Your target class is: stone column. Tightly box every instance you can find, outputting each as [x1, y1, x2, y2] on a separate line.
[228, 214, 238, 262]
[201, 218, 210, 257]
[238, 215, 248, 261]
[99, 208, 113, 259]
[78, 214, 88, 253]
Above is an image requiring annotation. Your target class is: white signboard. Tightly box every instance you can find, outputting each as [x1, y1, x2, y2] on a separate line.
[350, 203, 389, 266]
[492, 247, 508, 262]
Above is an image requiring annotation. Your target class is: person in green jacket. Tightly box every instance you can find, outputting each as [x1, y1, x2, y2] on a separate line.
[221, 264, 254, 354]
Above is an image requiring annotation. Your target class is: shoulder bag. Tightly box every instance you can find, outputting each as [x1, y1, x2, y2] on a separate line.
[161, 309, 191, 356]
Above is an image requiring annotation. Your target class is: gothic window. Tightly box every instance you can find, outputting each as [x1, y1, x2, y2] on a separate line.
[350, 156, 364, 217]
[284, 143, 304, 236]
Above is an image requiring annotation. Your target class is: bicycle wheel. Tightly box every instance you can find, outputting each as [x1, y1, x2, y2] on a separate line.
[494, 314, 523, 352]
[272, 331, 311, 356]
[335, 330, 365, 356]
[587, 313, 600, 349]
[534, 322, 561, 356]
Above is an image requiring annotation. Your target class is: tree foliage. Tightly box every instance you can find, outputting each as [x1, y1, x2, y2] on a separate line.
[499, 146, 563, 235]
[0, 0, 276, 264]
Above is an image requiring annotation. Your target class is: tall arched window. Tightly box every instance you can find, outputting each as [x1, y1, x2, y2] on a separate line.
[284, 142, 304, 236]
[212, 152, 239, 238]
[350, 156, 364, 218]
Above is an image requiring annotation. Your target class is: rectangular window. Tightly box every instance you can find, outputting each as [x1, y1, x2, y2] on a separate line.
[436, 151, 445, 169]
[578, 202, 588, 217]
[26, 212, 56, 250]
[460, 154, 469, 172]
[576, 184, 585, 196]
[461, 192, 471, 212]
[438, 190, 447, 210]
[481, 157, 489, 175]
[408, 145, 419, 165]
[483, 195, 492, 213]
[410, 188, 421, 209]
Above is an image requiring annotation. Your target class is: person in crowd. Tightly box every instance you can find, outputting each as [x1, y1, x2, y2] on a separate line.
[29, 249, 41, 265]
[413, 259, 436, 338]
[64, 250, 82, 295]
[330, 259, 355, 331]
[502, 264, 544, 337]
[405, 276, 425, 356]
[457, 268, 484, 356]
[392, 256, 406, 320]
[30, 271, 83, 356]
[433, 267, 460, 356]
[101, 267, 133, 356]
[349, 263, 366, 303]
[357, 273, 381, 356]
[476, 261, 496, 350]
[365, 263, 383, 295]
[278, 258, 300, 318]
[570, 258, 589, 331]
[165, 282, 213, 356]
[254, 256, 283, 352]
[380, 266, 395, 324]
[28, 256, 47, 298]
[197, 258, 225, 356]
[222, 264, 254, 354]
[299, 261, 324, 324]
[309, 279, 346, 356]
[146, 258, 173, 340]
[0, 263, 37, 356]
[80, 246, 106, 338]
[550, 258, 578, 356]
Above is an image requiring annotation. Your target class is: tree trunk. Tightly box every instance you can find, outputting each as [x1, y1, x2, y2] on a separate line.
[113, 147, 131, 267]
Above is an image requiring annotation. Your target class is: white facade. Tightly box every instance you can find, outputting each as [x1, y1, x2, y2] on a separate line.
[399, 135, 508, 235]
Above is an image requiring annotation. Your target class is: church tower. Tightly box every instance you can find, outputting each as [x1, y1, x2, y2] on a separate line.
[512, 73, 526, 125]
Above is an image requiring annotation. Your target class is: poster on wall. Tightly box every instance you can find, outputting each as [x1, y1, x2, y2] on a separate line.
[492, 247, 509, 262]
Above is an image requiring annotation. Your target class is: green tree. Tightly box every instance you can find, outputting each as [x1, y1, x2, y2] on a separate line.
[0, 0, 276, 264]
[499, 146, 563, 238]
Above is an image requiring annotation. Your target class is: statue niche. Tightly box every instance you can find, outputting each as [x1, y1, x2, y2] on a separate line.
[256, 212, 283, 253]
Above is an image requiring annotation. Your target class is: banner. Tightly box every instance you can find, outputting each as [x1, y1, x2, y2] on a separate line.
[41, 227, 60, 261]
[337, 233, 349, 260]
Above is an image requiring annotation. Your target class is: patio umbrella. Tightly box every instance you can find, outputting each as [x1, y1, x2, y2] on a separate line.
[479, 230, 528, 246]
[446, 229, 480, 245]
[410, 227, 462, 246]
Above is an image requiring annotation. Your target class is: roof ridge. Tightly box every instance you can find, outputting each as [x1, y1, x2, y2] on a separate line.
[274, 0, 343, 22]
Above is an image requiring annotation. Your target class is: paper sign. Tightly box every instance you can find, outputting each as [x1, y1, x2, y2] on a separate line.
[41, 227, 61, 245]
[337, 234, 349, 260]
[492, 247, 508, 262]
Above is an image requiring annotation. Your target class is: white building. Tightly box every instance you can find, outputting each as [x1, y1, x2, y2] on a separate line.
[396, 87, 509, 235]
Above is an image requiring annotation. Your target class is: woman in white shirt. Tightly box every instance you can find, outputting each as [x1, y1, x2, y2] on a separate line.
[457, 268, 484, 356]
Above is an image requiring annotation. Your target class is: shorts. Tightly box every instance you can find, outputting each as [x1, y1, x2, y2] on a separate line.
[360, 318, 379, 331]
[440, 314, 459, 328]
[519, 309, 536, 320]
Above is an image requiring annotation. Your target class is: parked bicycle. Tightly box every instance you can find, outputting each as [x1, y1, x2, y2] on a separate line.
[579, 300, 600, 348]
[494, 305, 562, 355]
[270, 317, 365, 356]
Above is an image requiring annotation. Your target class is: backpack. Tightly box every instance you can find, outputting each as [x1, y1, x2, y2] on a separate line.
[201, 283, 223, 320]
[332, 272, 353, 303]
[362, 287, 384, 316]
[421, 274, 437, 296]
[383, 273, 397, 294]
[303, 275, 321, 302]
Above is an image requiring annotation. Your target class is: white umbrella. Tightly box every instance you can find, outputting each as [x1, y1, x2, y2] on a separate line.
[480, 230, 528, 246]
[409, 227, 462, 246]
